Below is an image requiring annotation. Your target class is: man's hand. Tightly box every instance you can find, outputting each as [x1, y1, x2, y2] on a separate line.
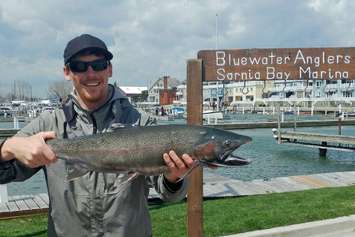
[1, 131, 57, 168]
[163, 150, 195, 183]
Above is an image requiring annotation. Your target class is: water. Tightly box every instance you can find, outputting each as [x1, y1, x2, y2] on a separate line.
[211, 126, 355, 181]
[0, 121, 27, 129]
[8, 172, 47, 196]
[3, 118, 355, 196]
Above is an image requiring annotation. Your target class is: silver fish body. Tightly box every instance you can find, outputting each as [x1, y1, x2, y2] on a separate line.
[47, 125, 252, 176]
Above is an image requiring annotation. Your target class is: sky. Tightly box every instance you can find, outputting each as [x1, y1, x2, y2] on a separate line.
[0, 0, 355, 97]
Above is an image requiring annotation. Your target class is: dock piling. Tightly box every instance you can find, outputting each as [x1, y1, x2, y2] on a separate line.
[319, 147, 327, 157]
[319, 141, 328, 157]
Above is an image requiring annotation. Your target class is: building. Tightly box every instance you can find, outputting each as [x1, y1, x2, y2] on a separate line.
[175, 81, 273, 108]
[111, 81, 148, 103]
[118, 86, 148, 103]
[173, 79, 355, 110]
[147, 76, 180, 105]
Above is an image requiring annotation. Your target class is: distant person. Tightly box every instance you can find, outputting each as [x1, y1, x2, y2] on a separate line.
[212, 101, 216, 111]
[155, 107, 159, 116]
[0, 34, 193, 237]
[161, 106, 166, 116]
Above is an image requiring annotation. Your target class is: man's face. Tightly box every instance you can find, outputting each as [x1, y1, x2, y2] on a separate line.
[64, 54, 112, 110]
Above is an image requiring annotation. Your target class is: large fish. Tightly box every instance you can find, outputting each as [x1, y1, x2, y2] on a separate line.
[47, 125, 252, 178]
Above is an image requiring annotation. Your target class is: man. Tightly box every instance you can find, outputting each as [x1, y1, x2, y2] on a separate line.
[0, 34, 193, 236]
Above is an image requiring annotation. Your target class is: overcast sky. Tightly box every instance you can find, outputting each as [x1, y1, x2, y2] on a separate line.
[0, 0, 354, 97]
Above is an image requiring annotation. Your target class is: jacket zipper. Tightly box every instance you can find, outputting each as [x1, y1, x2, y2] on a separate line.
[90, 114, 98, 134]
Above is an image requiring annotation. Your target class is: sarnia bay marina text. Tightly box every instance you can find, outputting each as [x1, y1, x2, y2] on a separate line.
[215, 49, 351, 80]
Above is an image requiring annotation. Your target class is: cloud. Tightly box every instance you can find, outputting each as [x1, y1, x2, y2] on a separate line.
[0, 0, 355, 97]
[307, 0, 355, 45]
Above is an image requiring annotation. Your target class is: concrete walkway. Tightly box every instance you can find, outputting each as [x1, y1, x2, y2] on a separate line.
[222, 215, 355, 237]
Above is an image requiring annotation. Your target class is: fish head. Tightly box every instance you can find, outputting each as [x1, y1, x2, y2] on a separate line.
[194, 127, 252, 167]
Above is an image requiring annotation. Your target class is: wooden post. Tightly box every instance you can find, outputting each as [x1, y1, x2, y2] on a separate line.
[186, 59, 203, 237]
[319, 142, 327, 157]
[293, 105, 297, 131]
[338, 117, 342, 135]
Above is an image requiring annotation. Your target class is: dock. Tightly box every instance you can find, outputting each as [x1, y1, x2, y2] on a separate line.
[0, 117, 27, 123]
[272, 129, 355, 155]
[0, 193, 48, 219]
[0, 129, 18, 139]
[1, 119, 355, 138]
[210, 119, 355, 130]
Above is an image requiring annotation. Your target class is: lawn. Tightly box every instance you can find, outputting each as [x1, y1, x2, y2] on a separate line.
[1, 186, 355, 237]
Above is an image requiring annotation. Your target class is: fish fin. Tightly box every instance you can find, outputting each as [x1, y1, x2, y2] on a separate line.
[66, 162, 91, 181]
[176, 160, 200, 182]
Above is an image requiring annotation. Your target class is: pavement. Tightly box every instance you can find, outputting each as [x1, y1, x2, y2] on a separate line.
[222, 215, 355, 237]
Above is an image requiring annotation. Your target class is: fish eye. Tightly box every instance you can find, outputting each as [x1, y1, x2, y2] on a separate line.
[223, 140, 231, 146]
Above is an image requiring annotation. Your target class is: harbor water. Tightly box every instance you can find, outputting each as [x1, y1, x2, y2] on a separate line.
[2, 118, 355, 196]
[212, 126, 355, 181]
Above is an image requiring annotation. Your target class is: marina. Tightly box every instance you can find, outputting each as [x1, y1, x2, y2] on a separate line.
[3, 2, 355, 236]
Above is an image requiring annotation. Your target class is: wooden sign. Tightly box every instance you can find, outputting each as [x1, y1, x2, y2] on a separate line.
[198, 47, 355, 81]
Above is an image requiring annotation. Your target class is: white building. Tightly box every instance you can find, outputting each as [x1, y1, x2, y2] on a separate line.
[118, 86, 147, 103]
[174, 79, 355, 108]
[119, 86, 147, 95]
[175, 81, 272, 107]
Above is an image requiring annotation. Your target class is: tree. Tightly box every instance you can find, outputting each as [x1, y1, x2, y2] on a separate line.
[48, 80, 72, 102]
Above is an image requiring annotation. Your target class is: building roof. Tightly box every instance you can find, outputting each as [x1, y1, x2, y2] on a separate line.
[119, 86, 147, 95]
[148, 76, 181, 91]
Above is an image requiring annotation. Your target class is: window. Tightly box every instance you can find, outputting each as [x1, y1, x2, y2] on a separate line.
[235, 96, 242, 101]
[246, 95, 254, 101]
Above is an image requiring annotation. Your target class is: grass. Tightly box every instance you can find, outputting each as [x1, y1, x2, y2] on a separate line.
[152, 185, 355, 237]
[0, 214, 47, 237]
[1, 186, 355, 237]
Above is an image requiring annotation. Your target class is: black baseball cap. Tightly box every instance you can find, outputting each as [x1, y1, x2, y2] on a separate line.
[63, 34, 113, 64]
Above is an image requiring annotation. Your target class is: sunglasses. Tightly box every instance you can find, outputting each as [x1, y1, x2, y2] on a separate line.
[67, 58, 109, 73]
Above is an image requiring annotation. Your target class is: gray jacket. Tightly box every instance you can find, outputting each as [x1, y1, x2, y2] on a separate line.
[0, 85, 188, 237]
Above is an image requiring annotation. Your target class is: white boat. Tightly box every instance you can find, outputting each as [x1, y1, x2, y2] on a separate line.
[203, 110, 224, 124]
[182, 110, 224, 124]
[171, 107, 185, 119]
